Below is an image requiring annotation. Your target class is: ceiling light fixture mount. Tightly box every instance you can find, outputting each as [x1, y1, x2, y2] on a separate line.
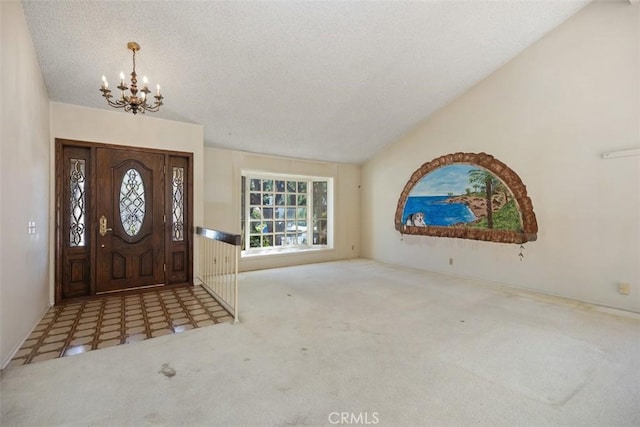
[99, 41, 163, 115]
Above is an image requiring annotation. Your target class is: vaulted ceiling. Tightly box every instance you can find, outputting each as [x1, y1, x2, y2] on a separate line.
[22, 0, 589, 164]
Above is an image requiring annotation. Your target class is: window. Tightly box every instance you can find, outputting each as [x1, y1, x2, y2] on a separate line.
[69, 159, 87, 247]
[241, 172, 333, 255]
[119, 168, 146, 237]
[172, 166, 185, 241]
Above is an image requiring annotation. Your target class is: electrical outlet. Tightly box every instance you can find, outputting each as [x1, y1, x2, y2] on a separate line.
[618, 282, 630, 295]
[449, 258, 454, 266]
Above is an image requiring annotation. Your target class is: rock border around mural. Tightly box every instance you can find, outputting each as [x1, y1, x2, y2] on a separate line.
[395, 152, 538, 244]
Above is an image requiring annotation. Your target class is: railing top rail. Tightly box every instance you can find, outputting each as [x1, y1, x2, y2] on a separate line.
[196, 226, 241, 246]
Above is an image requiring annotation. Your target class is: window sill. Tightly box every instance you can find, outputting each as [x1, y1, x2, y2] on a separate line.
[241, 246, 333, 259]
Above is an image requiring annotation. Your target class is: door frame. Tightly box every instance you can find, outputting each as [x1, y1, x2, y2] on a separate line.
[54, 138, 194, 304]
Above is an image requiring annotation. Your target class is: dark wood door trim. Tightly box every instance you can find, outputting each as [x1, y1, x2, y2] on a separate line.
[54, 139, 194, 304]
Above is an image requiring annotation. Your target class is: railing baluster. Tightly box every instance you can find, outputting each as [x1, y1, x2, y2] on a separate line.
[195, 226, 241, 322]
[226, 245, 230, 304]
[213, 237, 218, 292]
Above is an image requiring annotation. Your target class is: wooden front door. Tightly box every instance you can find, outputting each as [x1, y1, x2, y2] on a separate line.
[95, 148, 165, 293]
[55, 139, 193, 302]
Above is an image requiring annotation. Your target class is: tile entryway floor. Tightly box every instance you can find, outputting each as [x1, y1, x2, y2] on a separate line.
[9, 286, 232, 367]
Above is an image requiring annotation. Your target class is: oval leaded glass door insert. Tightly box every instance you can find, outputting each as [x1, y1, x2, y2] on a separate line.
[120, 168, 146, 236]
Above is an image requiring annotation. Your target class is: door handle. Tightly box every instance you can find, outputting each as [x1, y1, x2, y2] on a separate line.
[99, 215, 113, 236]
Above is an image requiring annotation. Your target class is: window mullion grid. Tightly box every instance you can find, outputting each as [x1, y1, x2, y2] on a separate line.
[296, 184, 300, 248]
[266, 183, 274, 248]
[244, 177, 249, 251]
[287, 182, 296, 248]
[242, 173, 329, 253]
[247, 177, 255, 250]
[307, 182, 313, 248]
[260, 180, 266, 248]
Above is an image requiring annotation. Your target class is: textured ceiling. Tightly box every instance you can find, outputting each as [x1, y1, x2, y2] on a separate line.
[22, 0, 589, 164]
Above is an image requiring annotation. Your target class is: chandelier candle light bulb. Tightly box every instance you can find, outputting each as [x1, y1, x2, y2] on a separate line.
[99, 41, 164, 115]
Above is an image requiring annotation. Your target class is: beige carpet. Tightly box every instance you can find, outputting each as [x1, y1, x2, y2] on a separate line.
[1, 260, 639, 426]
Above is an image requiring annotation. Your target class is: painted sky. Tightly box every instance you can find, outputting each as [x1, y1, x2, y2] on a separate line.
[409, 164, 481, 196]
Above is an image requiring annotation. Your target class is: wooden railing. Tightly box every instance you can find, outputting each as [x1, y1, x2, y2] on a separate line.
[195, 226, 240, 323]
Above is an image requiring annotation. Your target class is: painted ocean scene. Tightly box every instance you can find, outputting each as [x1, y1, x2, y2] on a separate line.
[403, 196, 475, 226]
[402, 164, 522, 230]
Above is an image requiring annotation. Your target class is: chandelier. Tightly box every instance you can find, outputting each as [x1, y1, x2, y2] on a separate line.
[99, 42, 163, 115]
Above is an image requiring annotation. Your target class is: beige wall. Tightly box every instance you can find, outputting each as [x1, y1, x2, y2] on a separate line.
[1, 1, 52, 367]
[204, 147, 360, 271]
[361, 1, 640, 312]
[49, 103, 204, 300]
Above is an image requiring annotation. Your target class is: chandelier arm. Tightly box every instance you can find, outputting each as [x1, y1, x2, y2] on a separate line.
[101, 90, 128, 109]
[108, 99, 125, 109]
[144, 101, 163, 112]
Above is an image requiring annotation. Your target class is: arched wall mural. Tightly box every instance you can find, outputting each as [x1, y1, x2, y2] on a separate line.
[395, 152, 538, 244]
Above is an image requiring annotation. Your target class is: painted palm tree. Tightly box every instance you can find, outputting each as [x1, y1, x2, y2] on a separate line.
[494, 180, 510, 204]
[468, 168, 501, 229]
